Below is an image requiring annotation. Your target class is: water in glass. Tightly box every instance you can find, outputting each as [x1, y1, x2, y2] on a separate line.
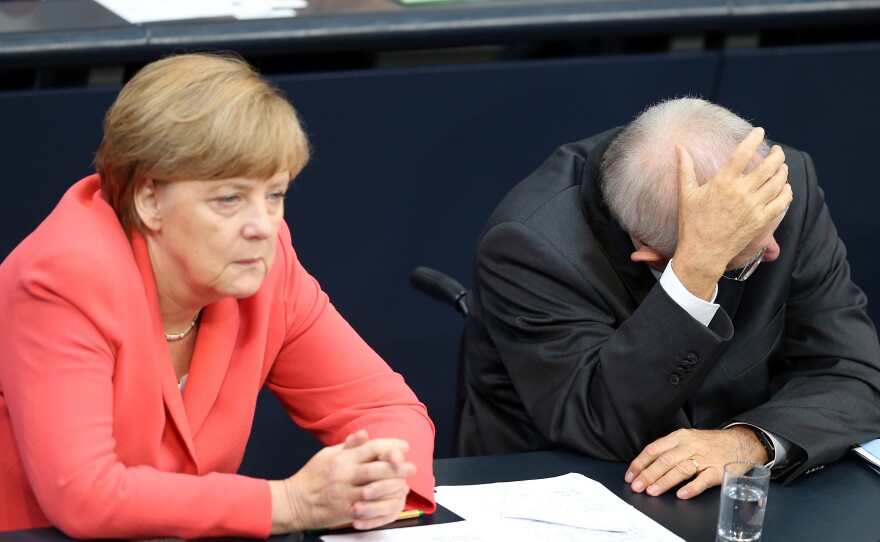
[716, 483, 767, 541]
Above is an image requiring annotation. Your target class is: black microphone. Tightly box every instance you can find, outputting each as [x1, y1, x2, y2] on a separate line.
[410, 266, 469, 317]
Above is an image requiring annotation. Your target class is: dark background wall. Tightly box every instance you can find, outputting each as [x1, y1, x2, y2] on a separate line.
[1, 40, 879, 478]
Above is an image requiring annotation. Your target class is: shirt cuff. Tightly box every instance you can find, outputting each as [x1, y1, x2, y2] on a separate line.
[658, 259, 720, 327]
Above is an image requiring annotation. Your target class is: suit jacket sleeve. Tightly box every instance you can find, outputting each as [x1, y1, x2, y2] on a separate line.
[475, 219, 734, 460]
[732, 149, 880, 482]
[263, 226, 436, 512]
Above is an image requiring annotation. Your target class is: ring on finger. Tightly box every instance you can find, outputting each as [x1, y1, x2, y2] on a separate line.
[688, 457, 700, 473]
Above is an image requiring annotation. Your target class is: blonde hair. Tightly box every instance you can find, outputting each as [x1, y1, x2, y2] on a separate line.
[95, 52, 310, 233]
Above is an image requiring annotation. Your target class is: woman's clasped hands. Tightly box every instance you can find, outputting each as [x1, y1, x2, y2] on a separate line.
[269, 430, 416, 534]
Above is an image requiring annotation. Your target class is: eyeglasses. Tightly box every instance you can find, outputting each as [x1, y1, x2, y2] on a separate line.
[721, 246, 767, 282]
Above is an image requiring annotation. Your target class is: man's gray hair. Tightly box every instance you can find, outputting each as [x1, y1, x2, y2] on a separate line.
[599, 97, 770, 257]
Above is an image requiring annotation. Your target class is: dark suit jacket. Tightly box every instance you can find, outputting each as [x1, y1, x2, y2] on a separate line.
[458, 128, 880, 482]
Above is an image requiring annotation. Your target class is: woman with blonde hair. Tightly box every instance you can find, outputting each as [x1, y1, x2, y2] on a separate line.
[0, 53, 435, 538]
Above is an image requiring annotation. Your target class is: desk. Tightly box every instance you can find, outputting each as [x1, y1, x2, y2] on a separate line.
[433, 451, 880, 541]
[2, 451, 879, 541]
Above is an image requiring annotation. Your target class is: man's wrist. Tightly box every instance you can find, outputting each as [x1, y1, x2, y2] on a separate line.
[749, 427, 776, 466]
[724, 423, 775, 465]
[659, 260, 719, 326]
[670, 254, 724, 301]
[732, 425, 774, 465]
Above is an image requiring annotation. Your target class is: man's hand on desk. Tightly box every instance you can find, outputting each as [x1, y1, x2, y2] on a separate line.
[624, 426, 768, 499]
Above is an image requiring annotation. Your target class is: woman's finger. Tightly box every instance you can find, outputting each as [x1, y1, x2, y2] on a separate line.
[359, 476, 411, 501]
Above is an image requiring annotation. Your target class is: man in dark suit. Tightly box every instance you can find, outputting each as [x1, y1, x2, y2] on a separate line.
[458, 98, 880, 498]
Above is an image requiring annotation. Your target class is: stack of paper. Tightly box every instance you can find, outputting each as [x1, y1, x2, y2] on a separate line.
[93, 0, 307, 23]
[322, 473, 683, 542]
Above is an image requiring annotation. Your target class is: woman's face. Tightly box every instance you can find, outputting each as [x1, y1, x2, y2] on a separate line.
[140, 170, 290, 306]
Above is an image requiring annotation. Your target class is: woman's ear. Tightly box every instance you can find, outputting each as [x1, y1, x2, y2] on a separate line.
[134, 179, 162, 232]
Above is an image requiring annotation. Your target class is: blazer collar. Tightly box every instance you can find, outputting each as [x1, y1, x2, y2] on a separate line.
[578, 128, 655, 307]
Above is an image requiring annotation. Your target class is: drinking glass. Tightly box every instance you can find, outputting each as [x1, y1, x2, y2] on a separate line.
[716, 461, 770, 542]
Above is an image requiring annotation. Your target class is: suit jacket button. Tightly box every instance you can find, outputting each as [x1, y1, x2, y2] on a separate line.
[685, 353, 699, 365]
[668, 375, 681, 385]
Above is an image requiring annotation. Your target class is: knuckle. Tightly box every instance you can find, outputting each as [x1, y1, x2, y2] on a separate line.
[658, 454, 678, 469]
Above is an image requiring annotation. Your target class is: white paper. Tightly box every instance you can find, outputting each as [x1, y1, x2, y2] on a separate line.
[501, 477, 631, 531]
[435, 473, 684, 542]
[320, 518, 658, 542]
[321, 519, 521, 542]
[93, 0, 306, 23]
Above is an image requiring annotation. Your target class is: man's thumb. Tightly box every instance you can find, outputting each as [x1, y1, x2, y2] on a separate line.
[676, 144, 697, 195]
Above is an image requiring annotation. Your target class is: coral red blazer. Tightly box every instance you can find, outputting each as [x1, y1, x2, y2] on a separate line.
[0, 175, 435, 538]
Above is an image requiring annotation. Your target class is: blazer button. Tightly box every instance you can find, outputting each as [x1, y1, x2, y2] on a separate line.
[685, 352, 699, 365]
[668, 375, 681, 385]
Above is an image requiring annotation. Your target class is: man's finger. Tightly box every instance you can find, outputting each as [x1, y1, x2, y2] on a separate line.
[745, 145, 785, 192]
[644, 456, 701, 496]
[764, 181, 793, 219]
[676, 144, 698, 196]
[626, 431, 682, 482]
[754, 163, 788, 204]
[676, 467, 724, 499]
[631, 449, 694, 493]
[715, 127, 765, 180]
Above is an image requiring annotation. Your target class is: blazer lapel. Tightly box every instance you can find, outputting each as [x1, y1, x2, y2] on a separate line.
[130, 231, 199, 464]
[182, 297, 239, 441]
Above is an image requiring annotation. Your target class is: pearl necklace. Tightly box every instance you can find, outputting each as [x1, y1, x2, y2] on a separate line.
[165, 311, 201, 342]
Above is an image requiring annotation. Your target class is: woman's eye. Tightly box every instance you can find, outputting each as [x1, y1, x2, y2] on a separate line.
[269, 192, 286, 202]
[216, 194, 240, 205]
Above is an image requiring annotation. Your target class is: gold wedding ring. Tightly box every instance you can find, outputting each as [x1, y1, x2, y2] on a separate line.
[689, 457, 700, 473]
